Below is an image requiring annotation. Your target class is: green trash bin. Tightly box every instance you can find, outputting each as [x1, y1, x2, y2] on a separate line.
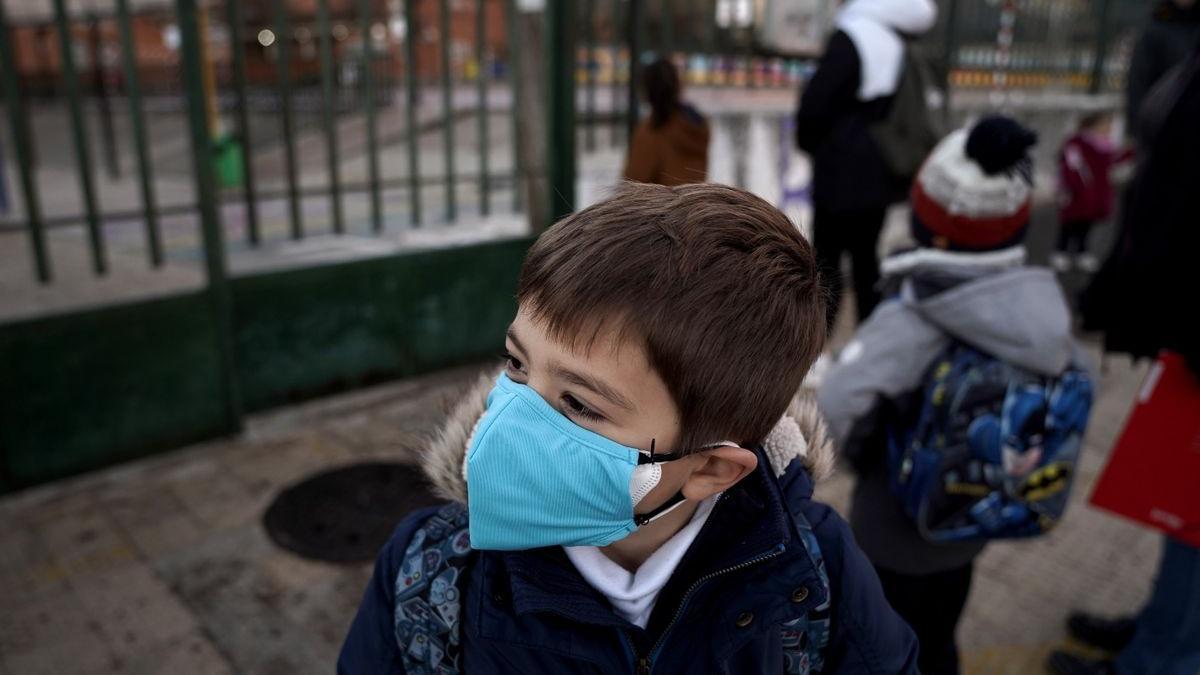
[213, 134, 244, 188]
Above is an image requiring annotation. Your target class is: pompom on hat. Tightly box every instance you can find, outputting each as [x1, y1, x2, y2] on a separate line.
[910, 115, 1038, 252]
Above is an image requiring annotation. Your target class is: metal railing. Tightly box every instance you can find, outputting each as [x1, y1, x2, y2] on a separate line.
[0, 0, 1146, 288]
[1, 0, 538, 285]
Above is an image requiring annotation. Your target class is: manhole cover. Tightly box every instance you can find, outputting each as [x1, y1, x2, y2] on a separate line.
[263, 462, 441, 563]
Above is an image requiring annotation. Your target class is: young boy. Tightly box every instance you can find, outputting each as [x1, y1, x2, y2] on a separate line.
[1053, 110, 1133, 273]
[818, 116, 1086, 675]
[339, 182, 919, 673]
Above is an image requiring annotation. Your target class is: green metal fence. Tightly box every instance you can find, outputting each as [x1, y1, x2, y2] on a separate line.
[0, 0, 553, 285]
[0, 0, 1144, 287]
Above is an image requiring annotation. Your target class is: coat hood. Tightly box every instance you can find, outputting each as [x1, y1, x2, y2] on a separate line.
[838, 0, 938, 35]
[422, 370, 835, 504]
[882, 247, 1074, 375]
[835, 0, 938, 99]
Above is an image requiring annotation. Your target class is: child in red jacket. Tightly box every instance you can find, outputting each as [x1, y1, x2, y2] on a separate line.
[1054, 111, 1133, 273]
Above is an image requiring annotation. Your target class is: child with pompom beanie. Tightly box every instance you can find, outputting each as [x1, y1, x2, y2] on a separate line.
[818, 116, 1090, 675]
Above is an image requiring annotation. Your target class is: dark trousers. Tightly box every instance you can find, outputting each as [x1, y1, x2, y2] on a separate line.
[875, 563, 975, 675]
[1056, 219, 1095, 254]
[813, 206, 886, 331]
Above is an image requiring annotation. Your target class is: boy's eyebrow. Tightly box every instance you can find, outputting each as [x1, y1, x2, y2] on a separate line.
[506, 325, 635, 413]
[550, 365, 636, 413]
[505, 326, 526, 354]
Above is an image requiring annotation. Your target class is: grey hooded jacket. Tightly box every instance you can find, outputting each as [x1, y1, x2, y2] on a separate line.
[818, 249, 1085, 574]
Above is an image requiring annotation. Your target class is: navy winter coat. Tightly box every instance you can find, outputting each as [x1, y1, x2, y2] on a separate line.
[339, 459, 918, 673]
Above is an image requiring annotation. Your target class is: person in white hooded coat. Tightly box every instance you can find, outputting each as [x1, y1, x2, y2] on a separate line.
[796, 0, 937, 330]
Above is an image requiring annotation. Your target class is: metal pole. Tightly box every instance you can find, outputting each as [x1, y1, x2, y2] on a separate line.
[546, 0, 575, 225]
[476, 0, 490, 216]
[175, 0, 243, 433]
[626, 0, 642, 144]
[705, 0, 716, 55]
[506, 0, 524, 211]
[358, 0, 383, 232]
[404, 0, 423, 224]
[0, 0, 51, 282]
[660, 0, 672, 57]
[439, 0, 457, 222]
[941, 0, 959, 125]
[583, 0, 596, 152]
[53, 0, 107, 275]
[1089, 0, 1113, 94]
[272, 0, 303, 238]
[225, 0, 261, 245]
[317, 0, 344, 233]
[610, 0, 621, 147]
[89, 14, 120, 179]
[116, 0, 162, 266]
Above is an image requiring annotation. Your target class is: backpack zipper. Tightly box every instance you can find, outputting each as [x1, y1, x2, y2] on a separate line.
[625, 544, 786, 674]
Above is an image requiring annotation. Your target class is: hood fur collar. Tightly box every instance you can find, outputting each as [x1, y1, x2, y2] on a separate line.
[423, 370, 835, 504]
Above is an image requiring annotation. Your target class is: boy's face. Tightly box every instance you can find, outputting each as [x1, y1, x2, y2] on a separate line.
[503, 305, 756, 515]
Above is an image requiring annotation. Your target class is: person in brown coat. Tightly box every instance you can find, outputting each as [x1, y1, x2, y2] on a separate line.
[623, 59, 710, 187]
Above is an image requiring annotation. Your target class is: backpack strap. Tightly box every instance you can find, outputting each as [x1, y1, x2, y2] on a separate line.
[393, 502, 472, 675]
[781, 510, 833, 674]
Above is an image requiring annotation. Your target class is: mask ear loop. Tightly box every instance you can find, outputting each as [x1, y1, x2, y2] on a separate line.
[632, 439, 742, 526]
[636, 438, 687, 465]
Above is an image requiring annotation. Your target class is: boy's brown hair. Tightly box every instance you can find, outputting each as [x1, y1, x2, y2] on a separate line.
[517, 182, 826, 452]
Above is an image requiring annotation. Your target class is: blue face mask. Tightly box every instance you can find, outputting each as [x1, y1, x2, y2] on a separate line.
[465, 373, 693, 551]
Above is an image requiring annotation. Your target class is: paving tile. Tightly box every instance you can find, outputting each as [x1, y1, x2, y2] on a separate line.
[71, 562, 200, 663]
[0, 586, 118, 675]
[104, 629, 236, 675]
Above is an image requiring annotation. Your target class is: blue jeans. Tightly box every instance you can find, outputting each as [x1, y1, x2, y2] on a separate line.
[1116, 537, 1200, 675]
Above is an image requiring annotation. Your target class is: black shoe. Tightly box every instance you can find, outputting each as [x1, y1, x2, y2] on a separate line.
[1046, 651, 1117, 675]
[1066, 611, 1137, 652]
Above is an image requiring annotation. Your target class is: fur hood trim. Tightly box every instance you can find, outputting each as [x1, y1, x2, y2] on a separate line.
[423, 370, 835, 504]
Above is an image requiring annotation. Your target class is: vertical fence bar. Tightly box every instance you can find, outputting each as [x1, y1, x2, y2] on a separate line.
[116, 0, 162, 266]
[358, 0, 383, 232]
[1089, 0, 1113, 94]
[53, 0, 107, 275]
[583, 0, 596, 152]
[660, 0, 672, 57]
[705, 0, 716, 55]
[439, 0, 456, 221]
[505, 0, 523, 211]
[225, 0, 260, 244]
[941, 0, 959, 125]
[626, 0, 642, 143]
[89, 15, 120, 179]
[0, 0, 50, 282]
[273, 0, 303, 238]
[316, 0, 344, 233]
[610, 0, 621, 147]
[404, 0, 422, 224]
[547, 0, 575, 224]
[475, 0, 490, 216]
[175, 0, 243, 432]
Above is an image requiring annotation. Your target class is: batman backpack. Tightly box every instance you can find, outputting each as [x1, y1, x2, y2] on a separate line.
[886, 342, 1093, 543]
[392, 501, 832, 674]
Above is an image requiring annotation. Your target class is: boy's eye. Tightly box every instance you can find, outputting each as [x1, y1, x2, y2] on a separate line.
[501, 351, 524, 373]
[562, 393, 604, 422]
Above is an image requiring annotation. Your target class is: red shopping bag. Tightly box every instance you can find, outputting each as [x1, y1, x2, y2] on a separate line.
[1089, 352, 1200, 547]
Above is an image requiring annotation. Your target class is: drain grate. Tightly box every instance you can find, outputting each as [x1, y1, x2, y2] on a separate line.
[263, 462, 442, 563]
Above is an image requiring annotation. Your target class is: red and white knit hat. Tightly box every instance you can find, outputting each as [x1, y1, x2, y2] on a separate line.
[910, 115, 1038, 252]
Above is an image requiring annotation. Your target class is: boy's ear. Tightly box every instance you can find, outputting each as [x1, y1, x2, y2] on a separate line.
[681, 446, 758, 501]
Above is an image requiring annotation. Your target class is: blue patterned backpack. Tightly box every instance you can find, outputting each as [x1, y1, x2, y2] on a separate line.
[886, 342, 1093, 543]
[393, 502, 833, 674]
